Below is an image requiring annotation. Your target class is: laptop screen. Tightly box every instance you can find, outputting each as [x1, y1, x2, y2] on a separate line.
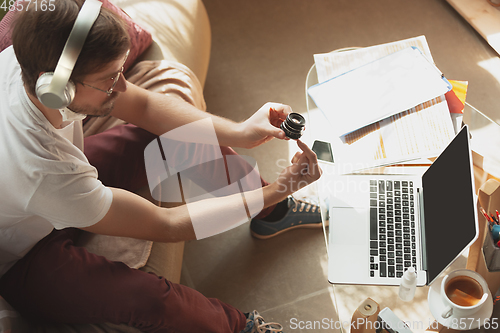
[421, 125, 478, 285]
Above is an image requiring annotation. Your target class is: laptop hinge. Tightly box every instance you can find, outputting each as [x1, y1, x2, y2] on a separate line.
[418, 188, 428, 274]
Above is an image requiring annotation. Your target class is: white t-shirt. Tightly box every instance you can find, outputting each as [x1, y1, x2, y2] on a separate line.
[0, 47, 113, 276]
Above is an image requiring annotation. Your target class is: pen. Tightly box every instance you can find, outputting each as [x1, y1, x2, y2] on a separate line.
[492, 212, 498, 224]
[481, 207, 493, 223]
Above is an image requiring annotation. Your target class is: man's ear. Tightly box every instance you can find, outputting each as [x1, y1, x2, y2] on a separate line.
[36, 71, 51, 80]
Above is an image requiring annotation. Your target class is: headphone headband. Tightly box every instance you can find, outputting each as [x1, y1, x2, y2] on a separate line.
[36, 0, 102, 109]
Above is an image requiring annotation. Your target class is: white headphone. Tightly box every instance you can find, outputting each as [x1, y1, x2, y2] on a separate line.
[35, 0, 102, 109]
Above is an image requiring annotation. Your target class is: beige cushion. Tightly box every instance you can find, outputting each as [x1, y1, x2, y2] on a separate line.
[115, 0, 211, 87]
[134, 186, 186, 284]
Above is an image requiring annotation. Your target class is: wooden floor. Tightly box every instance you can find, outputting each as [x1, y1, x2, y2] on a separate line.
[447, 0, 500, 56]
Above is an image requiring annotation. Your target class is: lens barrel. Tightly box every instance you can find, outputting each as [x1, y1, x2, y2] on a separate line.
[280, 112, 305, 140]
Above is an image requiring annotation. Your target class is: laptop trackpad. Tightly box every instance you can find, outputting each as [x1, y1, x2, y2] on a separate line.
[328, 207, 369, 284]
[330, 175, 370, 208]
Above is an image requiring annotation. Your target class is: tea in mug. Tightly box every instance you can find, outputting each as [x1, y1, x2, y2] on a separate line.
[444, 275, 483, 307]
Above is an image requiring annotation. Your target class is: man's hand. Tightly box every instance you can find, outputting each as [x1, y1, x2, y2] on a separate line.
[275, 140, 322, 195]
[235, 102, 292, 149]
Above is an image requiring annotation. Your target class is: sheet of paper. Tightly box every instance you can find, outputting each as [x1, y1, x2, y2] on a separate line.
[307, 47, 451, 136]
[328, 95, 456, 173]
[469, 122, 500, 179]
[314, 35, 433, 83]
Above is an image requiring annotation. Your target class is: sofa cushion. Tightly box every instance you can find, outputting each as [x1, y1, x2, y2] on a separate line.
[116, 0, 211, 87]
[0, 0, 152, 73]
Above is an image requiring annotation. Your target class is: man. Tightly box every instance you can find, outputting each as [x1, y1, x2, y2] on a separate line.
[0, 0, 322, 332]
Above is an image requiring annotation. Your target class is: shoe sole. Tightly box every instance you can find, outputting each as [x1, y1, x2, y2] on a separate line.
[251, 222, 324, 240]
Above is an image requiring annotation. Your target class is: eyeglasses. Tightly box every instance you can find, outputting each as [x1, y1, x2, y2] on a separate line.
[79, 50, 130, 96]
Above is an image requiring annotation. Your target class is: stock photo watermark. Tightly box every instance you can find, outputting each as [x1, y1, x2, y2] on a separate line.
[288, 317, 499, 331]
[143, 118, 384, 239]
[144, 118, 264, 240]
[2, 0, 56, 12]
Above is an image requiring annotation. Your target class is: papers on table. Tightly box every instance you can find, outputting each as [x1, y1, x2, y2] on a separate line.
[314, 35, 434, 83]
[331, 95, 456, 171]
[308, 36, 457, 172]
[308, 47, 451, 136]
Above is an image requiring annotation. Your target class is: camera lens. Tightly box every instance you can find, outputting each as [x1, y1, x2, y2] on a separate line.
[280, 112, 305, 140]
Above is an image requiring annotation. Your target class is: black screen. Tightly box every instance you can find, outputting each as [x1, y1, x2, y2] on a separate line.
[312, 140, 334, 163]
[422, 125, 477, 284]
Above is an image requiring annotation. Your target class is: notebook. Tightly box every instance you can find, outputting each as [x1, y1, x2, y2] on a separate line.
[327, 125, 478, 286]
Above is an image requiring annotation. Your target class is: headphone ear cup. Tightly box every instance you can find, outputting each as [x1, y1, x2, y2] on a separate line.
[35, 72, 76, 109]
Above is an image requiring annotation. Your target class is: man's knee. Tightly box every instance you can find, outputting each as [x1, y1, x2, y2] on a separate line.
[124, 275, 173, 329]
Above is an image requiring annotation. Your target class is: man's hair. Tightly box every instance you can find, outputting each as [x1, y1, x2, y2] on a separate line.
[12, 0, 131, 97]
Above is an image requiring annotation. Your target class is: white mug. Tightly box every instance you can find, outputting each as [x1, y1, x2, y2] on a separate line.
[440, 269, 488, 319]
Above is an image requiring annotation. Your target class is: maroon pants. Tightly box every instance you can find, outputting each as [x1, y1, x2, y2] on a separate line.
[0, 123, 276, 332]
[0, 228, 245, 332]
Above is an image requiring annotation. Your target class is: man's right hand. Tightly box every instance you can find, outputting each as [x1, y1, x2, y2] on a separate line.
[233, 102, 292, 149]
[274, 140, 322, 195]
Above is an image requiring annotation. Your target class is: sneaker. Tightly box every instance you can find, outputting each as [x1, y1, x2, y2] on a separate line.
[250, 196, 322, 239]
[240, 310, 284, 333]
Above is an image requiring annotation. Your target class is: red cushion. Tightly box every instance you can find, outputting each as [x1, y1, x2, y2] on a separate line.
[0, 0, 152, 72]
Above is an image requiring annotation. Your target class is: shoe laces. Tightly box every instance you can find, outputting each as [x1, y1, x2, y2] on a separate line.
[291, 195, 319, 213]
[249, 311, 283, 333]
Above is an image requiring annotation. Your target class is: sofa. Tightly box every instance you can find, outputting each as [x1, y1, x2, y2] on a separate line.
[0, 0, 211, 331]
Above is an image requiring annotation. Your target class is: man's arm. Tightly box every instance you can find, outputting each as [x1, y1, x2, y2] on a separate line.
[82, 141, 321, 242]
[111, 82, 289, 149]
[80, 187, 194, 242]
[81, 182, 291, 242]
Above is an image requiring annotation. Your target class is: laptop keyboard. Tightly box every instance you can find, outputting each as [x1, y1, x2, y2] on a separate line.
[369, 180, 417, 278]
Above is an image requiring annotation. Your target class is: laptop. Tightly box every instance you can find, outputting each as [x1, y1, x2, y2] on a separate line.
[327, 125, 478, 286]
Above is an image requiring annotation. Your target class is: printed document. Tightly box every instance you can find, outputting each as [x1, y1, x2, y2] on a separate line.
[308, 46, 451, 136]
[308, 36, 456, 171]
[314, 36, 433, 83]
[327, 95, 455, 172]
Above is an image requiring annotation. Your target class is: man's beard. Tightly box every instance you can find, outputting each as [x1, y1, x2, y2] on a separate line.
[68, 93, 118, 118]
